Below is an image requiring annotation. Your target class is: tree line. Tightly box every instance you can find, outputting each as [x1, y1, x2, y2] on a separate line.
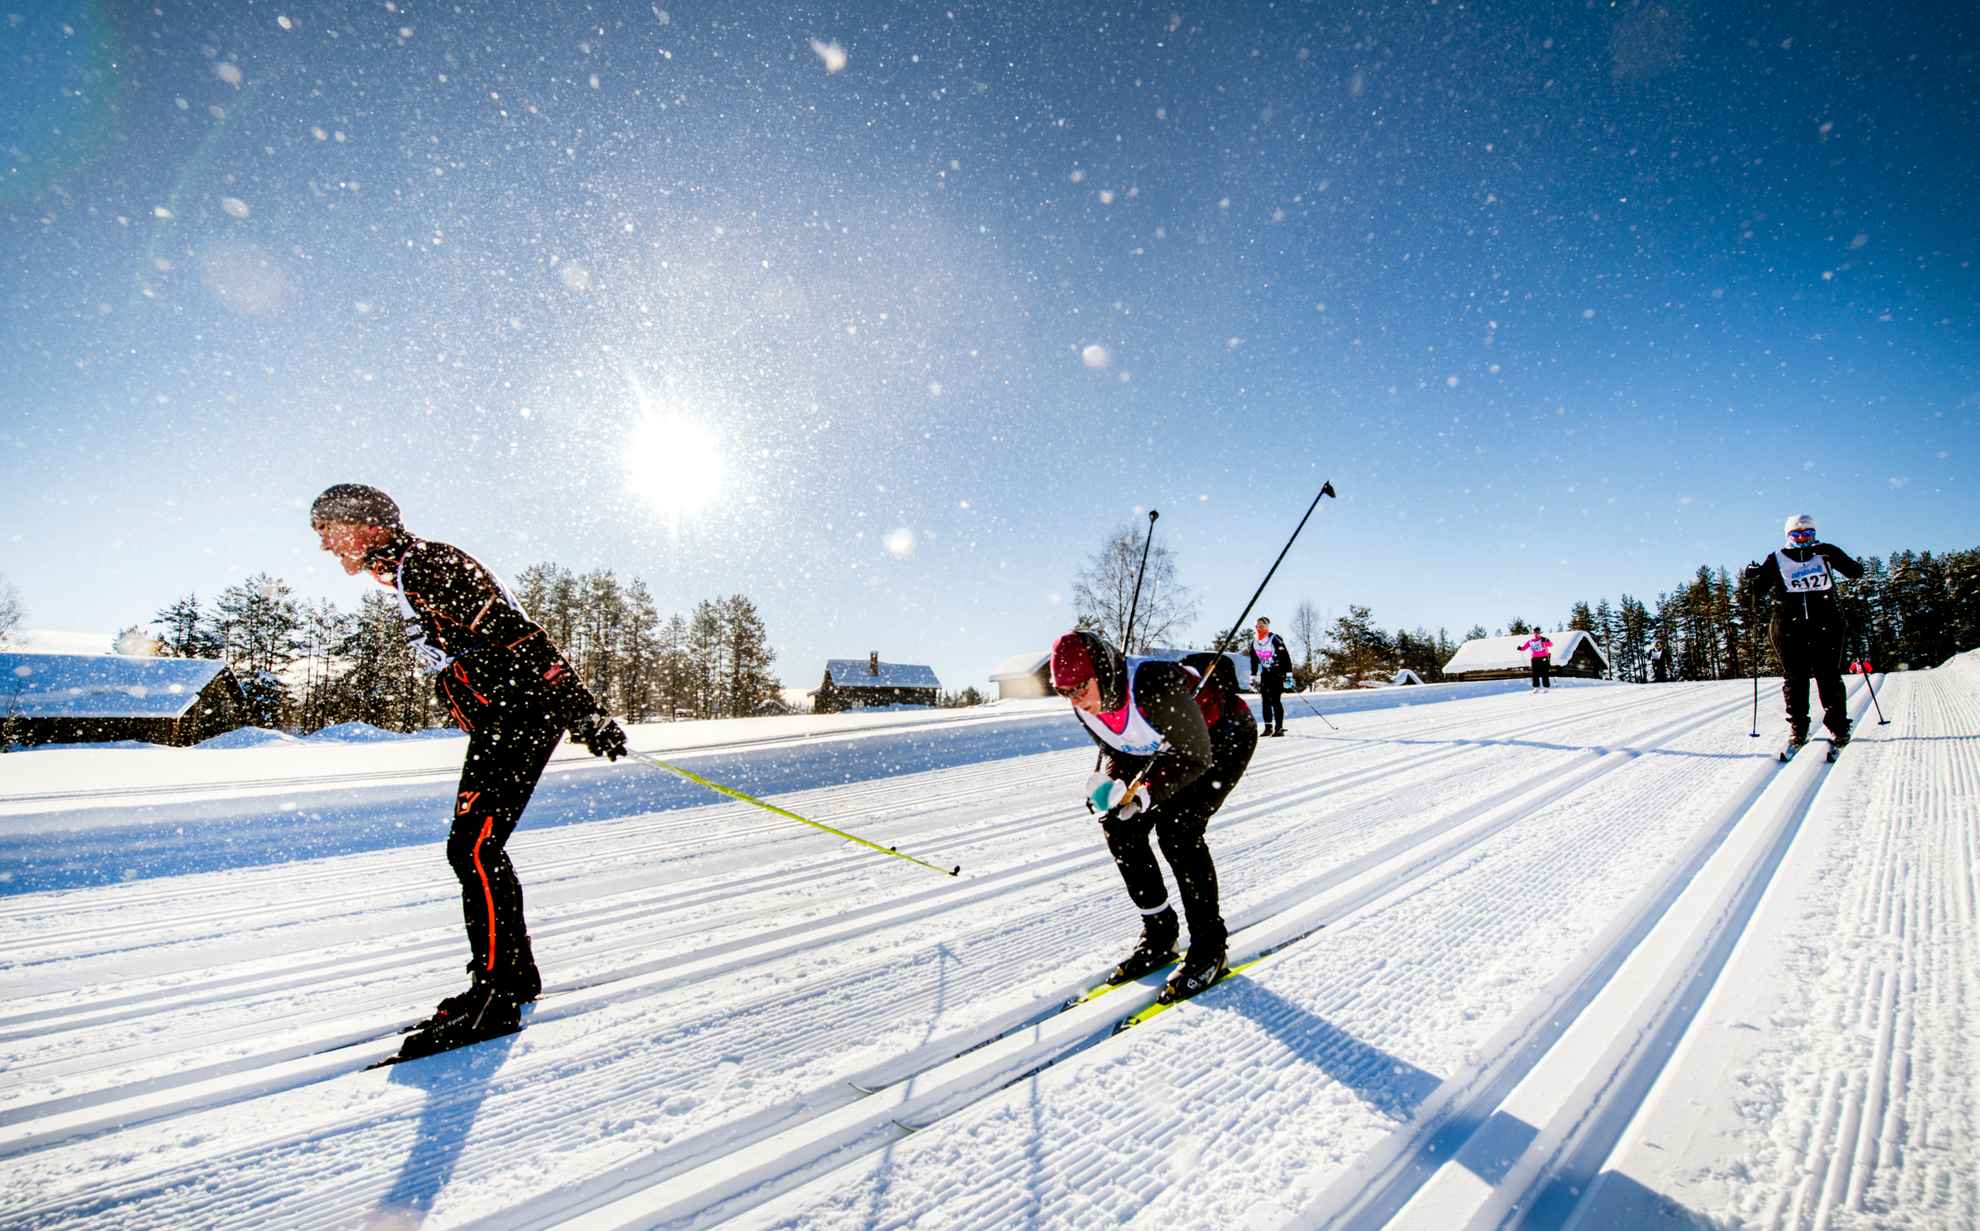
[124, 565, 784, 733]
[1070, 521, 1979, 688]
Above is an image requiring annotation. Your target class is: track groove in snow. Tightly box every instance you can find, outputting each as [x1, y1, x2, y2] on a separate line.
[2, 670, 1972, 1229]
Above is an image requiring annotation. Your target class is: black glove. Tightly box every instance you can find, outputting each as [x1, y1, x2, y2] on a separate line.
[569, 712, 628, 761]
[1742, 560, 1764, 579]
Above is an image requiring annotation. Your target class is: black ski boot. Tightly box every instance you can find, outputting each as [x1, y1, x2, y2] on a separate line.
[397, 980, 523, 1062]
[1829, 722, 1851, 750]
[1158, 947, 1229, 1005]
[1779, 728, 1809, 762]
[1110, 908, 1180, 984]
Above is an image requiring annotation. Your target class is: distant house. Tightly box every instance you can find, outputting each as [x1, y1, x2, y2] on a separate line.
[1143, 647, 1253, 692]
[1441, 632, 1608, 681]
[0, 651, 248, 747]
[811, 652, 941, 713]
[989, 650, 1050, 700]
[1393, 668, 1426, 686]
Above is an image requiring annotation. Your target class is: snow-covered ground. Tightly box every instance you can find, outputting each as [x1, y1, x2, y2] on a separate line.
[1, 664, 1973, 1229]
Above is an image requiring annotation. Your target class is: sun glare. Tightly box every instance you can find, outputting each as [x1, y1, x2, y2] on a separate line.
[623, 412, 725, 523]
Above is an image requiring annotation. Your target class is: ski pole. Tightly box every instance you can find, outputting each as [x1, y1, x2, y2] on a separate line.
[1097, 509, 1161, 774]
[1204, 482, 1336, 663]
[1861, 667, 1890, 725]
[1289, 689, 1337, 731]
[627, 751, 961, 877]
[1122, 508, 1159, 656]
[1118, 481, 1338, 802]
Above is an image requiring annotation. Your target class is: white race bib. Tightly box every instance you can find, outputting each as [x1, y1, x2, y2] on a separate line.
[1776, 552, 1833, 594]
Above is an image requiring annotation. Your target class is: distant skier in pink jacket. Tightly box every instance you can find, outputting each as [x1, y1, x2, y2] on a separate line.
[1517, 630, 1554, 690]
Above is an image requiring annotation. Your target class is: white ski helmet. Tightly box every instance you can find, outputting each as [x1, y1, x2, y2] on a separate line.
[1784, 513, 1817, 544]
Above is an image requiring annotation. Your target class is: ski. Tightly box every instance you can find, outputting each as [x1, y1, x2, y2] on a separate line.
[364, 1021, 521, 1070]
[1070, 960, 1181, 1008]
[1113, 956, 1266, 1033]
[1779, 740, 1805, 763]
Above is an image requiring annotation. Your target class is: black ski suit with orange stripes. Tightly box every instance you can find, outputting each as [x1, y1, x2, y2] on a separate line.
[373, 534, 601, 995]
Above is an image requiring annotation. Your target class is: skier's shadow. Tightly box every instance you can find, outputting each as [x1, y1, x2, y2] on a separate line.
[363, 1029, 520, 1229]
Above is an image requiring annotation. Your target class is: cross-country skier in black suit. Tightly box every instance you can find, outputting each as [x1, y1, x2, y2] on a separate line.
[1742, 512, 1864, 756]
[1051, 630, 1257, 1004]
[311, 483, 627, 1060]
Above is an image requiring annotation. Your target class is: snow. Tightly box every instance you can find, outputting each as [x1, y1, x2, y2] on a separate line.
[3, 629, 120, 656]
[0, 651, 232, 719]
[1, 664, 1974, 1229]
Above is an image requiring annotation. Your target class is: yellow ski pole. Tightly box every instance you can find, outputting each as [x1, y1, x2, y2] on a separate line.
[628, 751, 961, 877]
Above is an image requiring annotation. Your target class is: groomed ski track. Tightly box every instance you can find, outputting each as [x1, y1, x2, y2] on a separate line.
[2, 668, 1974, 1229]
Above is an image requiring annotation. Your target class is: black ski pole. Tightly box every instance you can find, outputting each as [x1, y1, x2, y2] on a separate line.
[1122, 509, 1159, 656]
[1744, 577, 1760, 738]
[1861, 665, 1890, 725]
[1205, 482, 1337, 661]
[1289, 689, 1337, 731]
[1095, 509, 1161, 773]
[1119, 482, 1338, 800]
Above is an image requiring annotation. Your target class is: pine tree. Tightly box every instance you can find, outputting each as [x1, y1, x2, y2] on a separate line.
[154, 594, 222, 659]
[214, 574, 301, 726]
[720, 594, 779, 716]
[688, 599, 724, 718]
[619, 579, 662, 721]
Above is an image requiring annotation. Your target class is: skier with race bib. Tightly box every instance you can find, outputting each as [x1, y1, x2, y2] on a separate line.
[310, 484, 628, 1061]
[1050, 630, 1257, 1004]
[1742, 513, 1864, 758]
[1517, 629, 1554, 690]
[1245, 616, 1293, 736]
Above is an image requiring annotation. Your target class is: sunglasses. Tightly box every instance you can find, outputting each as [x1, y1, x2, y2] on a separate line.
[1788, 528, 1817, 540]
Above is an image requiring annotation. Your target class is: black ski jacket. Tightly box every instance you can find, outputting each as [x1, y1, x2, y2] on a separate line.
[1244, 632, 1293, 687]
[1743, 543, 1864, 629]
[372, 535, 600, 732]
[1076, 652, 1245, 806]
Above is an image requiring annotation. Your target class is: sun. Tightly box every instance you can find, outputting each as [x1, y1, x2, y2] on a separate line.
[622, 404, 725, 524]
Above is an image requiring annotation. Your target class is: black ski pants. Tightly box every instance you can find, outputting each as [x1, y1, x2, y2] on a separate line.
[1529, 657, 1551, 688]
[1259, 675, 1286, 732]
[1771, 615, 1849, 740]
[1100, 709, 1258, 958]
[447, 712, 564, 988]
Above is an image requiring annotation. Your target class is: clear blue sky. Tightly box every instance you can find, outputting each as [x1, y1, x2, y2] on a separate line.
[4, 1, 1976, 689]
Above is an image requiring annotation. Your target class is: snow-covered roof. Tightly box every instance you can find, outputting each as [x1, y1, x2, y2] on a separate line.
[1393, 668, 1426, 685]
[819, 659, 942, 691]
[4, 628, 119, 656]
[0, 652, 235, 720]
[989, 651, 1049, 681]
[1442, 631, 1608, 675]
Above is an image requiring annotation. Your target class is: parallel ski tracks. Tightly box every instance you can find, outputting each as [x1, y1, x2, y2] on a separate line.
[0, 685, 1744, 1229]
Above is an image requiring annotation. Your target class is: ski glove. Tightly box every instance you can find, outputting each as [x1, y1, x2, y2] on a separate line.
[570, 712, 628, 761]
[1085, 772, 1149, 820]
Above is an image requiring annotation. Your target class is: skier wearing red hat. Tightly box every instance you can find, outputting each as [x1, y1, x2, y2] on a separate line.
[1050, 630, 1257, 1004]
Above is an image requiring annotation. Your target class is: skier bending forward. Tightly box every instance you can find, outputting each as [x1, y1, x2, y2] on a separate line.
[1050, 631, 1257, 1004]
[311, 483, 628, 1061]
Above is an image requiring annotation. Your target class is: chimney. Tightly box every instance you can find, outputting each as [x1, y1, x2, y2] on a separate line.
[869, 651, 879, 676]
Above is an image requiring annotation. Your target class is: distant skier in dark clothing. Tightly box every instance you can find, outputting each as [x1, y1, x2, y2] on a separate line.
[311, 483, 627, 1060]
[1743, 513, 1864, 754]
[1051, 630, 1257, 1004]
[1245, 617, 1294, 736]
[1517, 631, 1554, 689]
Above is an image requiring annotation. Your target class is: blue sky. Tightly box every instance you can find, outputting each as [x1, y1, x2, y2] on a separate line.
[3, 0, 1976, 690]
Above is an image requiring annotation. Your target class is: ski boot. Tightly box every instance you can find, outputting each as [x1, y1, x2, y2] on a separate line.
[413, 943, 540, 1033]
[1779, 728, 1809, 763]
[1158, 947, 1229, 1005]
[397, 980, 523, 1062]
[1109, 908, 1180, 984]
